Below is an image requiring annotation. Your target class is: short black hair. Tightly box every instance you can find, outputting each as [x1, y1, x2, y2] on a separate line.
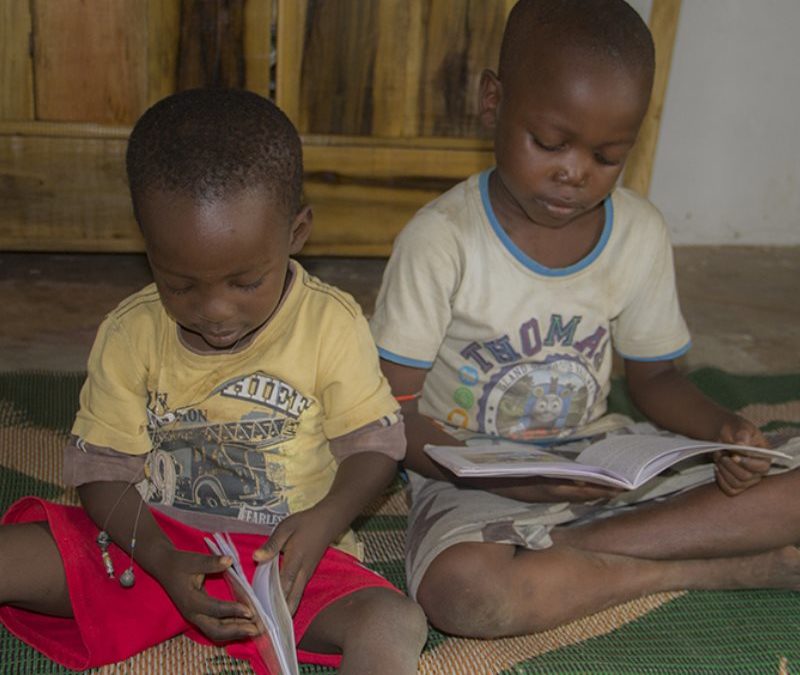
[126, 88, 303, 220]
[499, 0, 655, 82]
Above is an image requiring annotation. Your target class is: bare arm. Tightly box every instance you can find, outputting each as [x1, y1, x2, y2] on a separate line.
[624, 358, 769, 495]
[77, 480, 257, 640]
[380, 359, 620, 503]
[255, 450, 400, 612]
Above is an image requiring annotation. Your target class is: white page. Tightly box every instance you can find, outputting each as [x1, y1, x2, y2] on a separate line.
[576, 435, 790, 486]
[252, 558, 299, 675]
[205, 533, 298, 674]
[424, 444, 630, 488]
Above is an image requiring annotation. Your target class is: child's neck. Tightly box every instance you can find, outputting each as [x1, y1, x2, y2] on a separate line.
[489, 173, 606, 269]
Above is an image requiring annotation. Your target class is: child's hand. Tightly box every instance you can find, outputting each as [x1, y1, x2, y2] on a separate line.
[254, 506, 334, 614]
[487, 478, 623, 503]
[158, 549, 259, 642]
[713, 414, 771, 496]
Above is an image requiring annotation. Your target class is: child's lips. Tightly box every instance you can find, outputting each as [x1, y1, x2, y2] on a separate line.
[203, 330, 240, 348]
[539, 197, 581, 217]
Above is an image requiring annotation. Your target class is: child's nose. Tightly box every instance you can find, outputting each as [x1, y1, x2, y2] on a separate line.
[555, 151, 589, 188]
[198, 293, 236, 323]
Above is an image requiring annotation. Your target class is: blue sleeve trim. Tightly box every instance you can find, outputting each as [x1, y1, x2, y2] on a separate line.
[378, 347, 433, 369]
[618, 341, 692, 362]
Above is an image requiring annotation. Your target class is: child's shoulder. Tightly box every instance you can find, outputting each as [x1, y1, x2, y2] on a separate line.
[107, 283, 162, 316]
[293, 263, 364, 323]
[101, 283, 165, 332]
[611, 186, 668, 233]
[395, 173, 483, 247]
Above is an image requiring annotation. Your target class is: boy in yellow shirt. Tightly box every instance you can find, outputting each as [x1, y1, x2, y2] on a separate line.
[0, 89, 426, 674]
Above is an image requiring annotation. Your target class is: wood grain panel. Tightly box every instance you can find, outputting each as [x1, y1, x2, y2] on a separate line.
[32, 0, 148, 124]
[623, 0, 682, 196]
[0, 0, 35, 120]
[177, 0, 246, 89]
[370, 0, 422, 137]
[303, 181, 443, 255]
[417, 0, 512, 137]
[0, 122, 493, 255]
[274, 0, 306, 123]
[303, 140, 493, 179]
[146, 0, 182, 107]
[244, 0, 272, 97]
[0, 129, 140, 251]
[283, 0, 510, 139]
[296, 1, 380, 135]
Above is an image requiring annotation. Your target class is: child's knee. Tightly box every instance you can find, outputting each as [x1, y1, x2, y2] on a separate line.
[416, 547, 518, 638]
[350, 588, 428, 648]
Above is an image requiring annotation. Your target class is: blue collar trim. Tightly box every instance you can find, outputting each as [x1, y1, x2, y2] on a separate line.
[479, 169, 613, 277]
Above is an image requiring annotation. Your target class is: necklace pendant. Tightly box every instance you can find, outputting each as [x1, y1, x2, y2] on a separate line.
[120, 567, 135, 588]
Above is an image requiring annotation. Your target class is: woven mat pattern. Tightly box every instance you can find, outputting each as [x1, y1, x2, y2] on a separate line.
[1, 370, 799, 674]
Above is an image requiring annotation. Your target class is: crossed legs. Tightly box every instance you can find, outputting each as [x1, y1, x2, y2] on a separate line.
[416, 468, 800, 638]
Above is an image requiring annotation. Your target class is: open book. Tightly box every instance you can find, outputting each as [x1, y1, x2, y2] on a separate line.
[424, 434, 792, 490]
[205, 532, 299, 675]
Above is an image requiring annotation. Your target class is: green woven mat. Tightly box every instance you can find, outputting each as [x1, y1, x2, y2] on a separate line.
[1, 370, 799, 674]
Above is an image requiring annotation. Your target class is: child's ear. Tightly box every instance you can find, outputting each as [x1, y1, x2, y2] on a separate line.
[288, 205, 313, 255]
[479, 69, 502, 131]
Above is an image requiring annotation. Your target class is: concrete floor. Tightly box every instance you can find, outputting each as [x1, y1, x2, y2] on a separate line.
[0, 247, 798, 374]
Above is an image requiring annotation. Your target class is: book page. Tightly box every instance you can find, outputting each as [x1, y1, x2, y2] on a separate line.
[575, 435, 790, 487]
[423, 443, 632, 488]
[252, 557, 299, 675]
[424, 436, 792, 490]
[205, 533, 299, 675]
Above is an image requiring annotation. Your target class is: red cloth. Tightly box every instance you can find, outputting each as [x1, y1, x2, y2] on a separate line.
[0, 497, 397, 673]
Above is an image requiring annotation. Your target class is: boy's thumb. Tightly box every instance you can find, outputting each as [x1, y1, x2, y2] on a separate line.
[253, 540, 278, 562]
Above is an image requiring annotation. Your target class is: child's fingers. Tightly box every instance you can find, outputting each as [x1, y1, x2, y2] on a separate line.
[736, 452, 771, 474]
[714, 464, 744, 496]
[715, 456, 762, 496]
[200, 594, 255, 621]
[193, 613, 260, 642]
[253, 519, 296, 562]
[717, 453, 756, 481]
[253, 540, 278, 562]
[282, 564, 310, 615]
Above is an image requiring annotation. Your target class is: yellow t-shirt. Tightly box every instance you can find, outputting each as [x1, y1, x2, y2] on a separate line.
[72, 262, 398, 554]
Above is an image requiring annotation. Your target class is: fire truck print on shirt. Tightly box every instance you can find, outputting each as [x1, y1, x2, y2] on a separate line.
[143, 371, 313, 529]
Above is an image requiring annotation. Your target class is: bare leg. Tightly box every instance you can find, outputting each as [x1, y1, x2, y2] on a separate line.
[0, 522, 72, 617]
[417, 469, 800, 638]
[299, 587, 427, 675]
[554, 468, 800, 559]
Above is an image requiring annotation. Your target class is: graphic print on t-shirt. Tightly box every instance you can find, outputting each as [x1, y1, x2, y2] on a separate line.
[143, 371, 313, 528]
[477, 354, 599, 440]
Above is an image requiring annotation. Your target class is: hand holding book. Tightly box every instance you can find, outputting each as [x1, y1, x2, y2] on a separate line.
[205, 532, 299, 675]
[424, 434, 795, 491]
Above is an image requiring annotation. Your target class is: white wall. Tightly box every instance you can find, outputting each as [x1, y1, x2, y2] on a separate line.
[629, 0, 800, 245]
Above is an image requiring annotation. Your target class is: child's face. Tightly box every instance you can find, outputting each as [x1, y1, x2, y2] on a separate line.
[139, 188, 311, 353]
[480, 53, 649, 229]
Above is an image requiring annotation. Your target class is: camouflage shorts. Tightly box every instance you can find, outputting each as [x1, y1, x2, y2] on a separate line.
[404, 422, 722, 599]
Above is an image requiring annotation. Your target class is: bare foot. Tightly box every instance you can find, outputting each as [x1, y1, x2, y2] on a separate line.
[758, 546, 800, 590]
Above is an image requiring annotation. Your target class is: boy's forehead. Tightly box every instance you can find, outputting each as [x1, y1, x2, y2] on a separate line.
[136, 187, 294, 261]
[506, 41, 650, 107]
[138, 187, 290, 228]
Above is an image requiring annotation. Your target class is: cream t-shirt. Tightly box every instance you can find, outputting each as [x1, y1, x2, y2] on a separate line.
[371, 170, 690, 442]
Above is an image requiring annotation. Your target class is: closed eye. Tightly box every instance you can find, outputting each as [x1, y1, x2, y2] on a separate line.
[594, 152, 623, 167]
[164, 283, 193, 296]
[233, 275, 266, 292]
[533, 136, 565, 152]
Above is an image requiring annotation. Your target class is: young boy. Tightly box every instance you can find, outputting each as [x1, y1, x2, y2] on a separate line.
[0, 89, 427, 674]
[371, 0, 800, 639]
